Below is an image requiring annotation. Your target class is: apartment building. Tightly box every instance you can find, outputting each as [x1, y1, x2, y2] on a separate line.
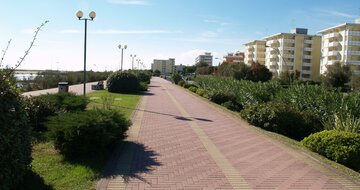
[263, 28, 321, 81]
[224, 51, 245, 63]
[151, 58, 175, 75]
[244, 40, 266, 65]
[318, 19, 360, 75]
[195, 52, 213, 66]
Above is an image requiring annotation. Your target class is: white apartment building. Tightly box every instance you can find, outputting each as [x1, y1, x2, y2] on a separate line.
[244, 40, 266, 65]
[263, 28, 321, 81]
[151, 58, 175, 75]
[195, 52, 213, 66]
[318, 18, 360, 75]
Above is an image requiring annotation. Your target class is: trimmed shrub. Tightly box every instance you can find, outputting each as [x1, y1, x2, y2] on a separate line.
[41, 92, 89, 112]
[301, 130, 360, 171]
[47, 109, 131, 157]
[196, 88, 205, 96]
[183, 83, 197, 89]
[172, 73, 182, 84]
[137, 72, 151, 84]
[178, 80, 185, 87]
[240, 102, 319, 140]
[139, 82, 148, 91]
[24, 96, 57, 132]
[107, 72, 140, 93]
[188, 86, 198, 93]
[0, 77, 31, 190]
[221, 101, 242, 112]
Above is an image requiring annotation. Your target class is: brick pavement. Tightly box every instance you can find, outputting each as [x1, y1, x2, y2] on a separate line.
[97, 77, 360, 190]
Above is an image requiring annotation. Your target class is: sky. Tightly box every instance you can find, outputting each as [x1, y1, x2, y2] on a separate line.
[0, 0, 359, 71]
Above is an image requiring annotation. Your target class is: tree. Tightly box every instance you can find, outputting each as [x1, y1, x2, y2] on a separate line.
[322, 62, 351, 88]
[246, 62, 272, 82]
[218, 62, 249, 80]
[153, 70, 161, 76]
[350, 74, 360, 91]
[278, 70, 300, 85]
[184, 65, 196, 74]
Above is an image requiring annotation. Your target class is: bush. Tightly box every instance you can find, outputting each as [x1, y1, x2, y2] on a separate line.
[172, 73, 182, 84]
[139, 82, 148, 91]
[107, 72, 140, 93]
[301, 130, 360, 171]
[178, 80, 185, 87]
[41, 92, 89, 112]
[183, 83, 197, 89]
[153, 70, 161, 76]
[188, 86, 198, 93]
[221, 101, 242, 112]
[0, 77, 31, 190]
[47, 109, 131, 157]
[196, 88, 205, 96]
[137, 72, 151, 84]
[240, 102, 319, 140]
[24, 96, 57, 132]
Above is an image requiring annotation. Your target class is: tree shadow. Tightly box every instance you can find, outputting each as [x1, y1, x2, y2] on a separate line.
[15, 170, 54, 190]
[100, 141, 161, 185]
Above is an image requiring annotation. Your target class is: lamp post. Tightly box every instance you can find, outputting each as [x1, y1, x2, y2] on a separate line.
[118, 44, 127, 71]
[76, 10, 96, 96]
[130, 54, 136, 70]
[136, 59, 141, 70]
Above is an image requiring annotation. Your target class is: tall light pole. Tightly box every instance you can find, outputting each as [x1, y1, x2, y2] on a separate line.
[130, 54, 136, 70]
[118, 44, 127, 71]
[136, 59, 141, 70]
[76, 10, 96, 96]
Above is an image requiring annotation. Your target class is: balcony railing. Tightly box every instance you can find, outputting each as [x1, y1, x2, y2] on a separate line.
[303, 55, 312, 59]
[304, 47, 312, 51]
[328, 51, 339, 56]
[349, 31, 360, 36]
[347, 51, 360, 56]
[282, 39, 295, 43]
[302, 70, 312, 74]
[302, 62, 312, 66]
[328, 41, 340, 47]
[282, 46, 295, 51]
[304, 40, 313, 44]
[282, 54, 295, 58]
[347, 60, 360, 65]
[349, 41, 360, 46]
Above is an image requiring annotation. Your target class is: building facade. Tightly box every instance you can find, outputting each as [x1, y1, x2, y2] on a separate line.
[224, 51, 245, 63]
[151, 58, 175, 75]
[244, 40, 266, 65]
[318, 19, 360, 75]
[195, 52, 213, 66]
[263, 28, 321, 81]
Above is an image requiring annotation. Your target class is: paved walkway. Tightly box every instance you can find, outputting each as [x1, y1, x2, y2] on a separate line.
[97, 77, 359, 190]
[22, 81, 105, 96]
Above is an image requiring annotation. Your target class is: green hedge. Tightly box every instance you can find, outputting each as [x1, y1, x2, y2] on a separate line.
[24, 96, 57, 132]
[107, 72, 140, 93]
[47, 109, 131, 157]
[137, 72, 151, 84]
[301, 130, 360, 171]
[41, 92, 89, 112]
[0, 77, 31, 190]
[240, 102, 321, 140]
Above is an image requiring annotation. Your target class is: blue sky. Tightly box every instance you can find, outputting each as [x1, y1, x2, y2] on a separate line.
[0, 0, 359, 71]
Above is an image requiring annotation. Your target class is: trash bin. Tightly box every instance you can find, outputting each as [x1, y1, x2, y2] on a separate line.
[58, 82, 69, 93]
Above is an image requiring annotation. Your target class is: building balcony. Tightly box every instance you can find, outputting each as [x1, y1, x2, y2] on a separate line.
[303, 55, 312, 59]
[302, 62, 312, 67]
[349, 31, 360, 36]
[347, 51, 360, 56]
[347, 60, 360, 65]
[349, 41, 360, 46]
[282, 46, 295, 51]
[267, 39, 279, 45]
[268, 54, 278, 59]
[328, 41, 340, 47]
[327, 60, 339, 65]
[328, 51, 339, 56]
[304, 40, 313, 44]
[255, 51, 265, 55]
[255, 45, 266, 49]
[282, 61, 294, 66]
[326, 32, 340, 39]
[267, 61, 278, 66]
[282, 39, 295, 43]
[255, 58, 265, 61]
[302, 70, 312, 74]
[304, 47, 313, 51]
[282, 54, 295, 58]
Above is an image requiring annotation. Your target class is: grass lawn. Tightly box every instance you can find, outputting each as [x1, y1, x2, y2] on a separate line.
[22, 90, 142, 190]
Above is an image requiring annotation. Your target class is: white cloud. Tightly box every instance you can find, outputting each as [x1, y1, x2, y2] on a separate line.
[107, 0, 148, 5]
[316, 9, 356, 18]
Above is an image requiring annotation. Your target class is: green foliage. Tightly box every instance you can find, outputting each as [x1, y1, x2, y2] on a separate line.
[350, 74, 360, 92]
[41, 92, 89, 112]
[183, 83, 197, 89]
[188, 86, 198, 93]
[278, 70, 300, 85]
[101, 94, 115, 110]
[184, 65, 196, 74]
[136, 72, 151, 84]
[0, 72, 31, 190]
[246, 62, 272, 82]
[47, 109, 131, 157]
[240, 102, 320, 140]
[139, 82, 148, 91]
[323, 113, 360, 133]
[107, 71, 140, 93]
[153, 70, 161, 76]
[301, 130, 360, 171]
[195, 88, 205, 96]
[196, 66, 214, 75]
[172, 73, 183, 84]
[24, 96, 57, 132]
[178, 80, 185, 87]
[217, 62, 249, 80]
[322, 62, 351, 89]
[196, 76, 281, 109]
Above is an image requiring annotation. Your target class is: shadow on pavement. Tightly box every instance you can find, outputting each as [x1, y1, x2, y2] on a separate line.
[101, 141, 161, 185]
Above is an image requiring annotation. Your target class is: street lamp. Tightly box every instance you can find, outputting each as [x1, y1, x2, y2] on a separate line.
[130, 54, 136, 70]
[136, 59, 141, 70]
[118, 44, 127, 71]
[76, 10, 96, 96]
